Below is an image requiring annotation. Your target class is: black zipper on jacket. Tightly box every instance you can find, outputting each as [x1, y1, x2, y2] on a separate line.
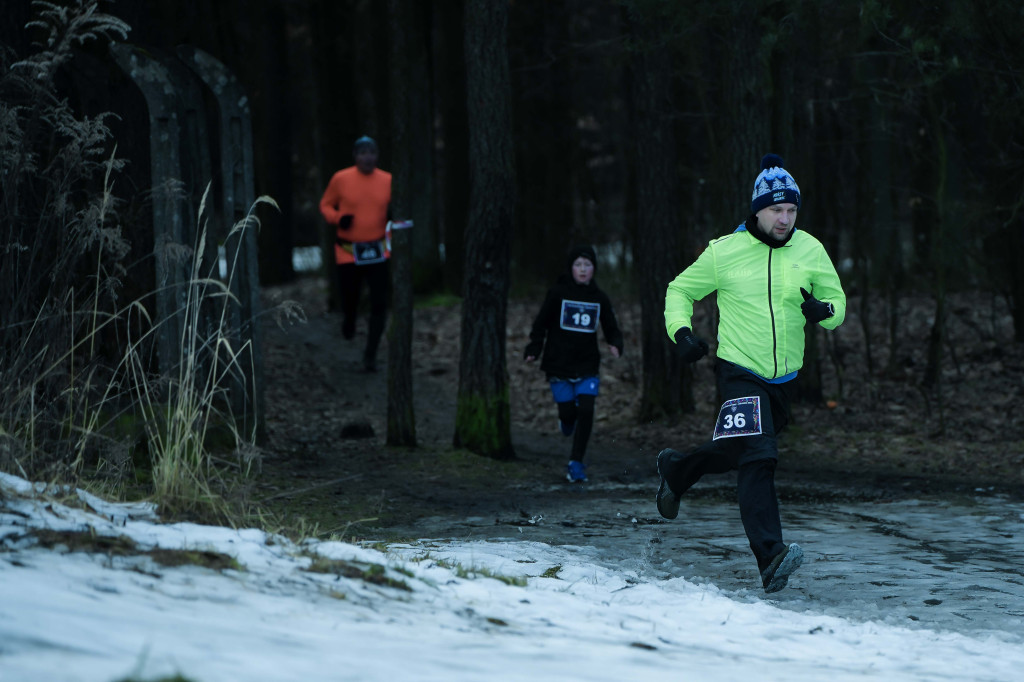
[767, 248, 778, 378]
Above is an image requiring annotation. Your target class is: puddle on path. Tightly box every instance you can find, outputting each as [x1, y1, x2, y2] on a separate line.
[389, 481, 1024, 642]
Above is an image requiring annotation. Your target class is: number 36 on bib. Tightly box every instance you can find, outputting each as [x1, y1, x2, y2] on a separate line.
[712, 396, 763, 440]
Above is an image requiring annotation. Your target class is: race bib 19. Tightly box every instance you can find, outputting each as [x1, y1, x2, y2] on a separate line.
[353, 240, 386, 265]
[712, 396, 763, 440]
[559, 299, 600, 333]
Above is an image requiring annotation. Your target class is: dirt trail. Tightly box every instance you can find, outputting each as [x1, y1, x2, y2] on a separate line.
[253, 277, 1024, 540]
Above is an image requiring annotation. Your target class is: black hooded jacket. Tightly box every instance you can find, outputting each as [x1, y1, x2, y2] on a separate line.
[524, 246, 624, 379]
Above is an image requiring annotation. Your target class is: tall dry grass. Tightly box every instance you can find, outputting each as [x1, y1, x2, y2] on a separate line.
[115, 188, 278, 520]
[1, 1, 289, 525]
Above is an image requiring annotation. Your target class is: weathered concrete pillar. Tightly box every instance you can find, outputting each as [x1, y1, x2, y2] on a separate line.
[109, 43, 191, 379]
[177, 45, 265, 443]
[155, 49, 216, 276]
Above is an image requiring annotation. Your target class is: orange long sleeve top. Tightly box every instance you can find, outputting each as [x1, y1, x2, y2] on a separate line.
[319, 166, 392, 265]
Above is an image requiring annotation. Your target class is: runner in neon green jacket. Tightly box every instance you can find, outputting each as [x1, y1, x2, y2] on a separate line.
[656, 153, 846, 594]
[665, 220, 846, 381]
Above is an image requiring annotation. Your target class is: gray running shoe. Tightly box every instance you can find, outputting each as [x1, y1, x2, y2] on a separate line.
[761, 543, 804, 593]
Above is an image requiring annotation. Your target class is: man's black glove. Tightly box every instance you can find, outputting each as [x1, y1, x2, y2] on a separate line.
[338, 214, 354, 230]
[673, 327, 709, 363]
[800, 287, 834, 323]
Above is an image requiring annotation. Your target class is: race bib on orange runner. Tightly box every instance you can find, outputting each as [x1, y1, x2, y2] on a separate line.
[353, 240, 386, 265]
[559, 299, 600, 333]
[712, 396, 763, 440]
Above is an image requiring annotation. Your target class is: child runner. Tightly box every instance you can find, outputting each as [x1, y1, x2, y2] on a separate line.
[524, 245, 624, 483]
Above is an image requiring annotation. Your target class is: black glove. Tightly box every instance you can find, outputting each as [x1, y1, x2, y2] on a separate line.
[338, 214, 354, 230]
[524, 341, 543, 360]
[800, 287, 834, 323]
[673, 327, 709, 363]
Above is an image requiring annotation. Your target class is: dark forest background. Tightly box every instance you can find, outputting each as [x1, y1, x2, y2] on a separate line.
[4, 0, 1020, 309]
[3, 0, 1024, 502]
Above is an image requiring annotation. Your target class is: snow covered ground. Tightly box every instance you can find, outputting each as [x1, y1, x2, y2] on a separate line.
[2, 470, 1022, 682]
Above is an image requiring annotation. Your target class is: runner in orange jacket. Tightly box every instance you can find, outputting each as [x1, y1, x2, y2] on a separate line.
[319, 136, 392, 372]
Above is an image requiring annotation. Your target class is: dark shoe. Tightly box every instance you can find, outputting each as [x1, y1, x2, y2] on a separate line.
[761, 543, 804, 594]
[558, 419, 575, 437]
[656, 449, 682, 520]
[342, 317, 356, 340]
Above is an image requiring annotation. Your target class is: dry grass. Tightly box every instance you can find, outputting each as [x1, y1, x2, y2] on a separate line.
[0, 2, 282, 528]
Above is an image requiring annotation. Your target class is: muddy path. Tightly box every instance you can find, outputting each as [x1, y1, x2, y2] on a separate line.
[248, 276, 1024, 638]
[253, 276, 1024, 543]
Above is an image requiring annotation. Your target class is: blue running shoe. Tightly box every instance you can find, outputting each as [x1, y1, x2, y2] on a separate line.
[566, 460, 588, 483]
[761, 543, 804, 593]
[559, 419, 576, 437]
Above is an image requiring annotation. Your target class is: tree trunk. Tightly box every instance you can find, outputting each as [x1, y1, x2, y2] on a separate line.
[252, 1, 295, 286]
[404, 1, 442, 293]
[310, 0, 357, 311]
[626, 3, 691, 421]
[351, 0, 391, 157]
[509, 0, 574, 282]
[453, 0, 516, 459]
[386, 0, 417, 446]
[714, 7, 770, 229]
[922, 93, 954, 392]
[435, 0, 469, 295]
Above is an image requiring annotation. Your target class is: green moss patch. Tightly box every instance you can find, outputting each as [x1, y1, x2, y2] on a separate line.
[148, 548, 243, 571]
[303, 556, 411, 591]
[541, 564, 562, 579]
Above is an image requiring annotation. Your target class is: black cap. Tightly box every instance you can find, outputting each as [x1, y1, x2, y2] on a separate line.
[567, 244, 597, 273]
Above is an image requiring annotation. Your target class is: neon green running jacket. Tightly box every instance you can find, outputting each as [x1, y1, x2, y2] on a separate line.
[665, 226, 846, 380]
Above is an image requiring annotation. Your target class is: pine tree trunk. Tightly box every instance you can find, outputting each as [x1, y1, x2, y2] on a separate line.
[510, 0, 574, 281]
[435, 0, 469, 295]
[453, 0, 516, 459]
[716, 13, 769, 227]
[627, 4, 692, 421]
[310, 0, 356, 311]
[385, 0, 417, 446]
[405, 1, 442, 292]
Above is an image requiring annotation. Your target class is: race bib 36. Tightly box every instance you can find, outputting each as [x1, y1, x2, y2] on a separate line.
[712, 396, 763, 440]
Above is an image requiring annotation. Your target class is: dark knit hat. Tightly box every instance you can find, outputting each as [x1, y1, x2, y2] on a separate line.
[353, 135, 378, 153]
[750, 153, 801, 213]
[567, 244, 597, 272]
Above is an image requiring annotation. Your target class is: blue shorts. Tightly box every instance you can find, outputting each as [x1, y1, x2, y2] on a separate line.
[549, 376, 600, 403]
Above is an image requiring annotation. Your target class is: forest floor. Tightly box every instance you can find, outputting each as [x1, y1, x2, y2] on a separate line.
[251, 276, 1024, 541]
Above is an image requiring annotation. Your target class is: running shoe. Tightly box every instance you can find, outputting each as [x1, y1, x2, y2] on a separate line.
[656, 449, 683, 519]
[566, 460, 588, 483]
[761, 543, 804, 593]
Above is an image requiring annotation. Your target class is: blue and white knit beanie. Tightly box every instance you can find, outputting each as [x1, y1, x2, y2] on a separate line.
[750, 153, 801, 214]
